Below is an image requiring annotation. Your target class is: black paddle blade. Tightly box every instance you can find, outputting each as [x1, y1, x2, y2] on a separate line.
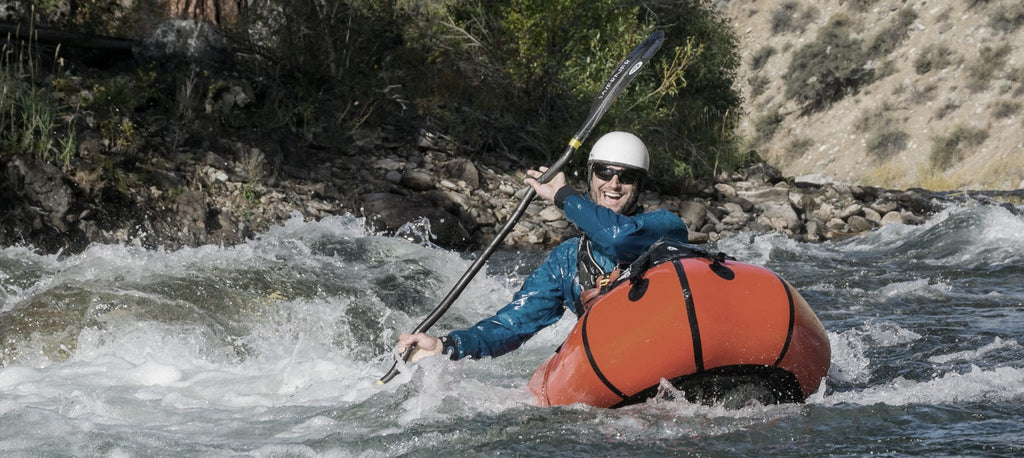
[541, 29, 665, 184]
[574, 29, 664, 146]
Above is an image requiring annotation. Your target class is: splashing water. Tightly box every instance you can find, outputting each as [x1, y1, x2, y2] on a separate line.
[2, 205, 1024, 455]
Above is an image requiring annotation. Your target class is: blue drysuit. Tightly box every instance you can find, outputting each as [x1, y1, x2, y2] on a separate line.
[441, 187, 689, 360]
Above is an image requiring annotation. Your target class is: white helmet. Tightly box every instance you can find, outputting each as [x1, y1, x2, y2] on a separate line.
[587, 131, 649, 172]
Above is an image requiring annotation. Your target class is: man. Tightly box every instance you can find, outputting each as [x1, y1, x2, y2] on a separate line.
[397, 131, 689, 362]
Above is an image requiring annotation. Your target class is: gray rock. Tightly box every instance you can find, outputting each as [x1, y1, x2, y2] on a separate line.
[137, 19, 232, 69]
[847, 215, 874, 233]
[714, 183, 737, 197]
[445, 159, 481, 190]
[359, 192, 471, 248]
[400, 169, 435, 191]
[881, 211, 906, 225]
[738, 186, 790, 206]
[539, 206, 564, 222]
[678, 201, 708, 230]
[761, 202, 801, 231]
[863, 207, 882, 224]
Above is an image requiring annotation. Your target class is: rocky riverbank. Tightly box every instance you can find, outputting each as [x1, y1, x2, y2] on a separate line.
[4, 118, 1023, 257]
[5, 19, 1023, 257]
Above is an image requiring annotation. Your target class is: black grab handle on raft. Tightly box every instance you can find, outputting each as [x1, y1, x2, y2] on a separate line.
[615, 240, 739, 291]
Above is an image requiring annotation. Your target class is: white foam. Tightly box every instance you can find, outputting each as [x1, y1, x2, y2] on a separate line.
[928, 337, 1021, 364]
[876, 278, 952, 300]
[820, 365, 1024, 406]
[827, 321, 922, 384]
[125, 360, 184, 386]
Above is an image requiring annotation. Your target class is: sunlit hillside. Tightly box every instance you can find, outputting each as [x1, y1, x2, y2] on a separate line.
[724, 0, 1024, 190]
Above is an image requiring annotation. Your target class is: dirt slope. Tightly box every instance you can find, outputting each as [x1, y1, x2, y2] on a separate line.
[722, 0, 1024, 190]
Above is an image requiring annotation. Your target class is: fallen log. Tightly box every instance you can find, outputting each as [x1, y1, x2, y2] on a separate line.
[0, 23, 136, 54]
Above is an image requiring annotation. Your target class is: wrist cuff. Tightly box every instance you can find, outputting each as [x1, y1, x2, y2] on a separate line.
[440, 335, 459, 360]
[554, 186, 581, 208]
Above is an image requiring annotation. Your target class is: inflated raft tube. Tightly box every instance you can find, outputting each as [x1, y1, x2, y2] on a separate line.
[528, 241, 831, 408]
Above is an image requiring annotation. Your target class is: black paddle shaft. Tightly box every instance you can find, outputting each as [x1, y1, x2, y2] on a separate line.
[379, 30, 665, 384]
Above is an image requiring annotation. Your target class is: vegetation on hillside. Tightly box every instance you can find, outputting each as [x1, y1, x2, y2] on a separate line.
[1, 0, 746, 192]
[737, 0, 1024, 190]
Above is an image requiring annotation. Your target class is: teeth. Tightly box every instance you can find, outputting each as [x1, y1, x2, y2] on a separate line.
[605, 192, 621, 199]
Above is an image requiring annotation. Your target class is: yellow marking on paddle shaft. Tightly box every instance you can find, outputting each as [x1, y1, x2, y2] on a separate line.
[569, 137, 582, 149]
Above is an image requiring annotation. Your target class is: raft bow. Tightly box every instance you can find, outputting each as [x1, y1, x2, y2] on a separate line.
[528, 240, 831, 408]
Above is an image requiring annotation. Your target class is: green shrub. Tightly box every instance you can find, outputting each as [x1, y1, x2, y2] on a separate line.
[856, 111, 907, 161]
[865, 126, 908, 161]
[86, 70, 159, 117]
[747, 74, 770, 98]
[439, 0, 745, 184]
[929, 125, 988, 170]
[966, 44, 1010, 92]
[4, 0, 747, 188]
[770, 2, 818, 35]
[752, 105, 785, 146]
[992, 100, 1021, 119]
[231, 0, 745, 185]
[914, 44, 954, 75]
[750, 45, 775, 71]
[784, 136, 814, 161]
[0, 23, 77, 167]
[783, 15, 873, 113]
[989, 2, 1024, 33]
[865, 7, 917, 60]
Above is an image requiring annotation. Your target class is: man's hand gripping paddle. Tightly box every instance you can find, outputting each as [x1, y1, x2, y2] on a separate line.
[379, 30, 665, 384]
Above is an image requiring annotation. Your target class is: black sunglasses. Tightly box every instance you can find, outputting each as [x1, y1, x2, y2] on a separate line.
[591, 163, 644, 185]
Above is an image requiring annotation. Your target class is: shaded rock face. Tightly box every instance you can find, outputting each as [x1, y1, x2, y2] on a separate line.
[1, 157, 84, 253]
[360, 192, 471, 249]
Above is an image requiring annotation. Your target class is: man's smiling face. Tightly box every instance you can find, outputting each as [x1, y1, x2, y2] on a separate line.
[588, 163, 640, 215]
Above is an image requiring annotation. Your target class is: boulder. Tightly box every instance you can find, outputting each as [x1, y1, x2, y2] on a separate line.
[880, 211, 906, 225]
[761, 202, 801, 231]
[677, 201, 708, 230]
[400, 169, 435, 191]
[359, 192, 471, 249]
[137, 19, 233, 69]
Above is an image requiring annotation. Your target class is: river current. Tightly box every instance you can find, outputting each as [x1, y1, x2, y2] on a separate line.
[2, 200, 1023, 456]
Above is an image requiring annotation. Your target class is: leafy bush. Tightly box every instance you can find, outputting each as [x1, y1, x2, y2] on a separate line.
[1, 24, 77, 166]
[784, 136, 814, 161]
[929, 125, 988, 170]
[752, 104, 785, 146]
[989, 2, 1024, 33]
[966, 44, 1010, 92]
[865, 126, 908, 161]
[856, 112, 907, 161]
[783, 15, 873, 114]
[991, 100, 1021, 119]
[913, 44, 954, 75]
[750, 45, 775, 71]
[6, 0, 746, 186]
[770, 2, 818, 35]
[396, 0, 746, 186]
[865, 7, 917, 60]
[747, 74, 770, 98]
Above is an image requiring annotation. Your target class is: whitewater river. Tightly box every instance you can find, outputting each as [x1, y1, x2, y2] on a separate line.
[2, 200, 1023, 456]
